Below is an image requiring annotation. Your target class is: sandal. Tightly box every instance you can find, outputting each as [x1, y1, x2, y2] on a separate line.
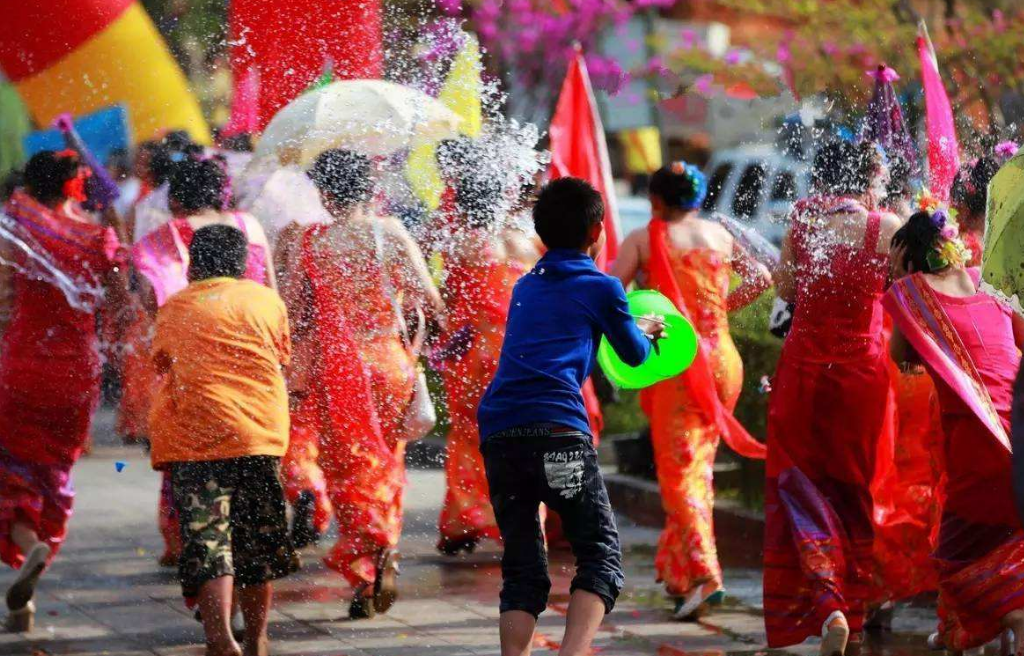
[4, 601, 34, 633]
[349, 584, 376, 620]
[437, 536, 478, 556]
[820, 611, 850, 656]
[373, 549, 399, 614]
[5, 543, 50, 622]
[672, 581, 722, 621]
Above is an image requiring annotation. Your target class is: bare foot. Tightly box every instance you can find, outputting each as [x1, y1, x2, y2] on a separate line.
[205, 640, 242, 656]
[243, 634, 269, 656]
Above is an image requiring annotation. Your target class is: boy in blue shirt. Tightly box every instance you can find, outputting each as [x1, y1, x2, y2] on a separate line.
[478, 178, 660, 656]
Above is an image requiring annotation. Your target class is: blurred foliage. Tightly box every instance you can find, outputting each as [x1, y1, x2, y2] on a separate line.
[702, 0, 1024, 130]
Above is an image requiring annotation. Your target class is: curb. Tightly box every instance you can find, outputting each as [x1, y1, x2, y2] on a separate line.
[605, 472, 765, 568]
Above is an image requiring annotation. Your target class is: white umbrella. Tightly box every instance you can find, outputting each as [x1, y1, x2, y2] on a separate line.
[252, 79, 462, 167]
[238, 165, 331, 240]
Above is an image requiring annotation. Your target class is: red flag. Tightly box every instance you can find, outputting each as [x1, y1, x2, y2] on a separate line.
[917, 21, 960, 200]
[229, 0, 383, 131]
[549, 50, 621, 270]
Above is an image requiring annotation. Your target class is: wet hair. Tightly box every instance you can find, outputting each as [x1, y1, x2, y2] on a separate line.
[891, 211, 945, 274]
[648, 162, 708, 210]
[533, 177, 604, 250]
[811, 140, 878, 197]
[307, 149, 373, 207]
[1, 170, 24, 203]
[169, 158, 228, 213]
[22, 150, 82, 204]
[188, 224, 249, 281]
[952, 156, 999, 218]
[885, 156, 913, 206]
[454, 173, 505, 228]
[106, 148, 132, 177]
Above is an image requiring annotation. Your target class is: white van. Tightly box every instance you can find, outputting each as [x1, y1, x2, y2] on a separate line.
[701, 145, 810, 245]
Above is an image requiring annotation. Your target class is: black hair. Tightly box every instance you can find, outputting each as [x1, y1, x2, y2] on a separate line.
[885, 156, 913, 205]
[454, 173, 505, 228]
[106, 148, 131, 175]
[188, 224, 248, 281]
[169, 158, 228, 214]
[23, 150, 81, 204]
[952, 156, 999, 219]
[648, 163, 707, 210]
[148, 133, 201, 186]
[307, 149, 373, 207]
[219, 133, 254, 153]
[533, 177, 604, 250]
[811, 140, 877, 197]
[1, 170, 24, 203]
[891, 210, 945, 274]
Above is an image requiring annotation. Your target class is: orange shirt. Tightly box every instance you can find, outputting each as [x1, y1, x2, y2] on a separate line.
[149, 277, 291, 468]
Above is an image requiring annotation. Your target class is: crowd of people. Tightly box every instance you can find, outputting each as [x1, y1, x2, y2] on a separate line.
[0, 122, 1023, 656]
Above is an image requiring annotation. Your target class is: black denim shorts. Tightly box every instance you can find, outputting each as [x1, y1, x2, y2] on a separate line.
[171, 456, 299, 599]
[482, 424, 624, 617]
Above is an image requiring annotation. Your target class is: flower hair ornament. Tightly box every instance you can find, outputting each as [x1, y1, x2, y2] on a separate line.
[669, 160, 708, 210]
[916, 188, 972, 270]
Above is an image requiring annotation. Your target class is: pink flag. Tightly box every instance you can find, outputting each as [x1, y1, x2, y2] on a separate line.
[549, 49, 620, 270]
[222, 67, 260, 137]
[917, 21, 960, 200]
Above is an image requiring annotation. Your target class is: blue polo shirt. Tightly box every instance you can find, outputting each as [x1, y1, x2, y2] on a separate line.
[477, 249, 652, 440]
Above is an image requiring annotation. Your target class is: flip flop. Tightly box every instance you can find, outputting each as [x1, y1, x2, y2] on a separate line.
[6, 543, 50, 613]
[372, 549, 399, 614]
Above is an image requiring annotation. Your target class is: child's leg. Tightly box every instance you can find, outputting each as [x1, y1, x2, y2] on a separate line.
[198, 576, 240, 656]
[542, 438, 623, 656]
[238, 583, 271, 656]
[500, 610, 537, 656]
[483, 440, 549, 656]
[560, 590, 606, 656]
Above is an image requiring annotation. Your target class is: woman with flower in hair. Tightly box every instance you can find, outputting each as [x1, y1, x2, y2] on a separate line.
[885, 207, 1024, 655]
[612, 161, 770, 619]
[0, 151, 128, 631]
[763, 140, 901, 655]
[951, 151, 1005, 267]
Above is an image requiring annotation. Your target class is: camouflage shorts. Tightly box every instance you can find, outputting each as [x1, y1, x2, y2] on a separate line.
[170, 456, 299, 599]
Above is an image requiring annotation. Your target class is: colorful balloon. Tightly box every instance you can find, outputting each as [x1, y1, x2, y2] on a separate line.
[597, 290, 699, 390]
[0, 0, 210, 144]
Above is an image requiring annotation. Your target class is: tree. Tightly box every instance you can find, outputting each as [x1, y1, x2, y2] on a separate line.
[698, 0, 1024, 133]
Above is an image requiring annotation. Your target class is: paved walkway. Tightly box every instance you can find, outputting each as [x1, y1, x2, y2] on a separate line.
[0, 426, 939, 656]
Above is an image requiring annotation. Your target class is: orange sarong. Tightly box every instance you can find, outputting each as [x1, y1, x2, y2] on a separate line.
[870, 364, 944, 602]
[297, 227, 414, 588]
[644, 248, 743, 595]
[437, 252, 528, 547]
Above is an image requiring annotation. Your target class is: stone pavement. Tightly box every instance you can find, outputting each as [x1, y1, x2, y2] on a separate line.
[0, 424, 942, 656]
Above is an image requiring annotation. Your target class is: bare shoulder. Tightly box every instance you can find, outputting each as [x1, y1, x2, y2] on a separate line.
[622, 226, 648, 248]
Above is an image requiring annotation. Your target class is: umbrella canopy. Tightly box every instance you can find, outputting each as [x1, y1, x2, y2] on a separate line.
[238, 165, 331, 238]
[253, 79, 462, 167]
[981, 152, 1024, 315]
[862, 65, 919, 173]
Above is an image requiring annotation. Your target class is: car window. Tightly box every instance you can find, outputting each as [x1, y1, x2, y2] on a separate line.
[731, 163, 765, 218]
[770, 170, 796, 202]
[702, 163, 732, 211]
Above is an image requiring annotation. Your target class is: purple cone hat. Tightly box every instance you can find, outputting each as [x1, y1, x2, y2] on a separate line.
[862, 64, 919, 174]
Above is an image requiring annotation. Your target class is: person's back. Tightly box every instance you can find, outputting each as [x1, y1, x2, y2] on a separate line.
[477, 178, 656, 656]
[149, 224, 295, 656]
[788, 199, 892, 362]
[150, 276, 289, 465]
